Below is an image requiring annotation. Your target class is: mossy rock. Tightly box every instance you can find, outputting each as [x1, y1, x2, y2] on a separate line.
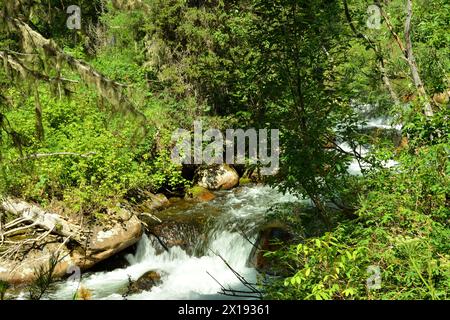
[185, 186, 215, 202]
[239, 177, 252, 185]
[107, 205, 133, 221]
[139, 193, 170, 212]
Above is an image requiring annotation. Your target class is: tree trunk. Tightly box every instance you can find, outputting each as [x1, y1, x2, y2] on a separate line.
[404, 0, 433, 117]
[343, 0, 400, 105]
[34, 85, 44, 141]
[378, 0, 433, 116]
[379, 59, 400, 105]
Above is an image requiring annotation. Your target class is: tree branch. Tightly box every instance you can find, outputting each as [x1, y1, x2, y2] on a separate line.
[343, 0, 400, 104]
[5, 18, 146, 121]
[0, 198, 82, 244]
[16, 152, 97, 162]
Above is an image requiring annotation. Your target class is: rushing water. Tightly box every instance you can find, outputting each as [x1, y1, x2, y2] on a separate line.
[338, 115, 401, 176]
[47, 185, 303, 300]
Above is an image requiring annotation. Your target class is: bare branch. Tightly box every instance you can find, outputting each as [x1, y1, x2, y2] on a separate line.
[342, 0, 400, 104]
[0, 198, 82, 244]
[376, 0, 433, 115]
[15, 152, 97, 162]
[0, 51, 79, 84]
[208, 249, 263, 299]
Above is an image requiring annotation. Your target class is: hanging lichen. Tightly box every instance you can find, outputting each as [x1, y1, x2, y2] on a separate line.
[1, 0, 147, 135]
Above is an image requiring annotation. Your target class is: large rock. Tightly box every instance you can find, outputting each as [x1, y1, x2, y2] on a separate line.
[248, 223, 293, 275]
[147, 220, 203, 255]
[138, 193, 170, 212]
[127, 270, 163, 294]
[197, 164, 239, 190]
[0, 215, 143, 284]
[185, 186, 215, 202]
[0, 241, 77, 284]
[82, 215, 143, 266]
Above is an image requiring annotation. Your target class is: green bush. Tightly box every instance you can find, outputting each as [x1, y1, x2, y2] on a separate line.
[265, 120, 449, 299]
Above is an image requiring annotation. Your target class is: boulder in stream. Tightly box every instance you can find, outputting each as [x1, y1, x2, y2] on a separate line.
[185, 186, 216, 202]
[127, 270, 163, 294]
[147, 220, 204, 255]
[197, 164, 239, 190]
[248, 222, 294, 275]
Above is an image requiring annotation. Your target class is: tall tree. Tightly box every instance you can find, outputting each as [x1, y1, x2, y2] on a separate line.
[247, 0, 361, 224]
[376, 0, 434, 116]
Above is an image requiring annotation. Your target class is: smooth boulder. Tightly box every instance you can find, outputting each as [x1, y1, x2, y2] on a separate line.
[197, 164, 239, 190]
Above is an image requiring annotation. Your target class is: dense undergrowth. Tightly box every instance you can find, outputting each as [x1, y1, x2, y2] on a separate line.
[265, 118, 449, 299]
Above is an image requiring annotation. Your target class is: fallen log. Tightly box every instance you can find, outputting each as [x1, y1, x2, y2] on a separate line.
[0, 198, 82, 244]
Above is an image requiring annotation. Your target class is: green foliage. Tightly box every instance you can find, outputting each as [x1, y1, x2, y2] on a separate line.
[0, 86, 188, 212]
[265, 125, 449, 299]
[28, 253, 61, 300]
[0, 280, 10, 300]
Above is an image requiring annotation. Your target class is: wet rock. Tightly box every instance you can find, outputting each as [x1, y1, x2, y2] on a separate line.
[148, 220, 204, 255]
[88, 244, 137, 272]
[248, 223, 294, 275]
[143, 207, 209, 255]
[198, 164, 239, 190]
[185, 186, 216, 202]
[128, 270, 163, 294]
[139, 193, 170, 211]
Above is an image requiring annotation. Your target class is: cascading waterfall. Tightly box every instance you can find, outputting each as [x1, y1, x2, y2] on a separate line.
[49, 186, 303, 300]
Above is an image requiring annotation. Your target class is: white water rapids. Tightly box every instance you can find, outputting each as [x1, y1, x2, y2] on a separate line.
[47, 186, 303, 300]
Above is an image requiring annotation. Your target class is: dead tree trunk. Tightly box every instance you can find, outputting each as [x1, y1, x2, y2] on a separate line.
[404, 0, 433, 117]
[377, 0, 433, 117]
[0, 198, 82, 243]
[379, 59, 400, 105]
